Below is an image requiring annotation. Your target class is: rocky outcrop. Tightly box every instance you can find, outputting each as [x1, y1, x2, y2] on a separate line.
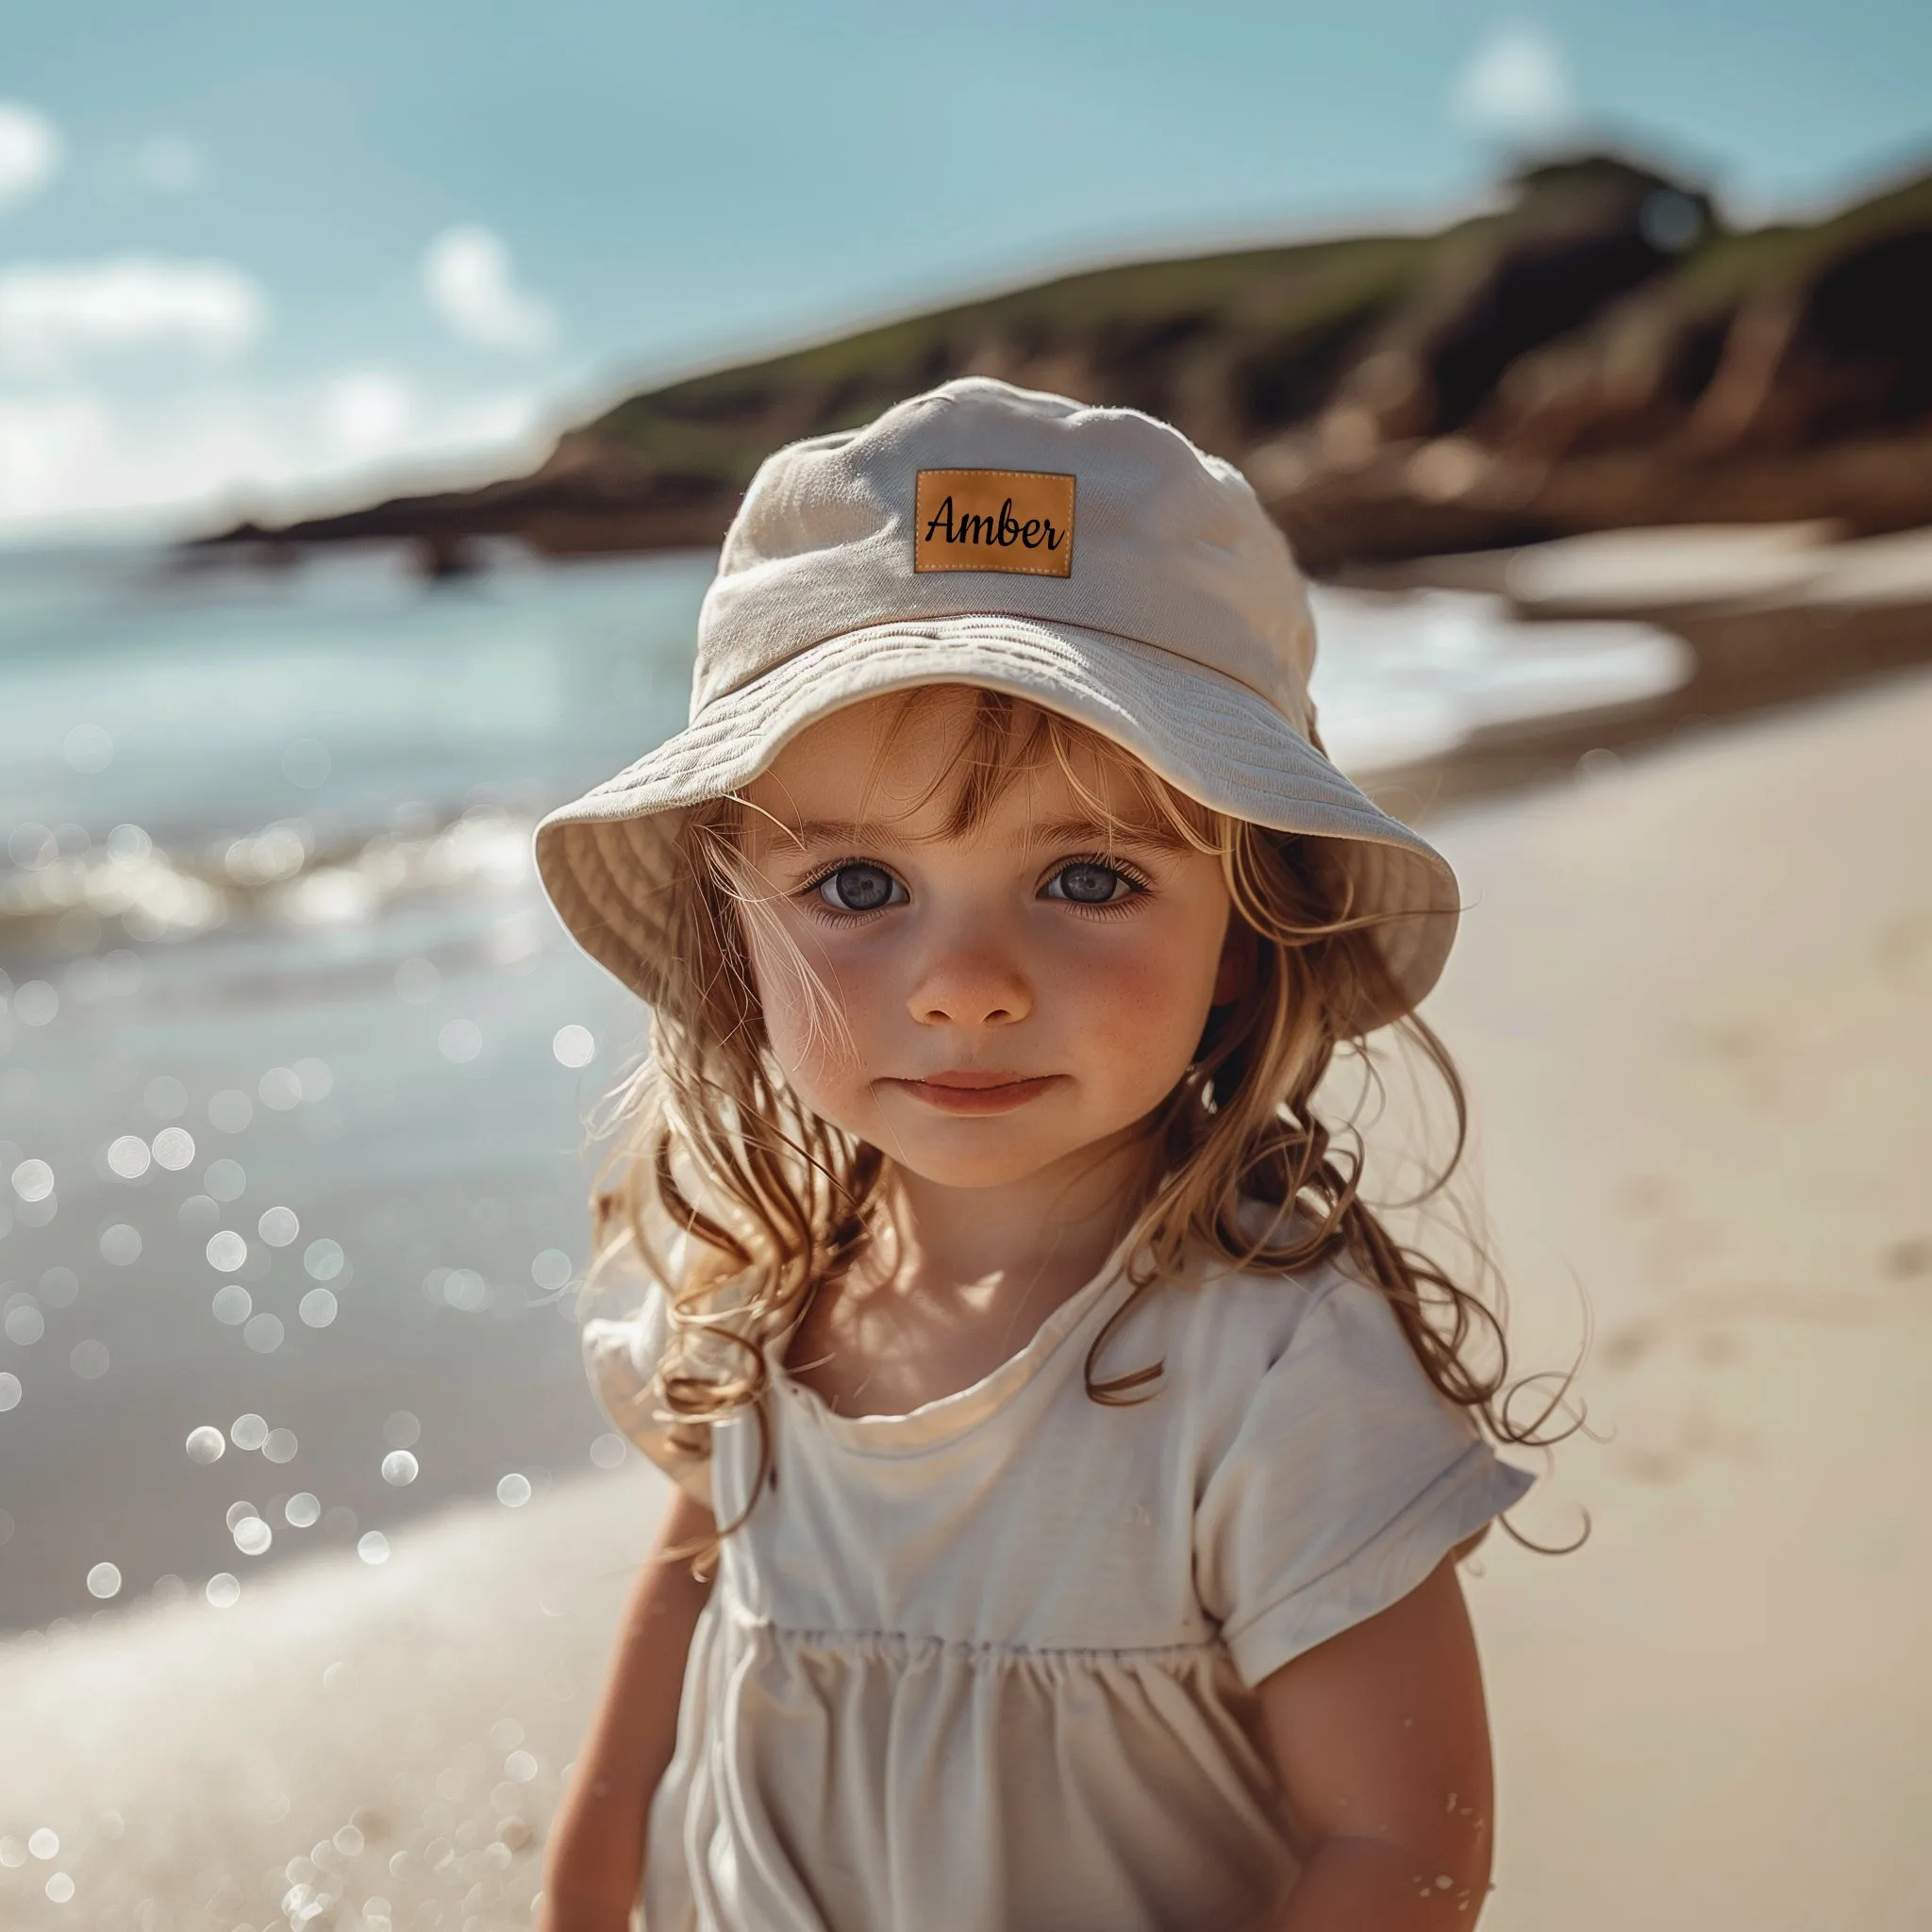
[199, 154, 1932, 575]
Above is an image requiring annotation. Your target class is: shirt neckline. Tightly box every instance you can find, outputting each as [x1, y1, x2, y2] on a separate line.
[770, 1225, 1146, 1456]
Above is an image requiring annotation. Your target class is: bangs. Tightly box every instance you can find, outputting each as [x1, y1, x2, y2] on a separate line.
[862, 685, 1223, 855]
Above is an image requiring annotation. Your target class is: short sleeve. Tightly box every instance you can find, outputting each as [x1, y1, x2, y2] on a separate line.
[1193, 1274, 1533, 1687]
[582, 1280, 715, 1510]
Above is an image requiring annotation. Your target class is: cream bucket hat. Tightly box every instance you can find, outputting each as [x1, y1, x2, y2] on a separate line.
[535, 377, 1459, 1030]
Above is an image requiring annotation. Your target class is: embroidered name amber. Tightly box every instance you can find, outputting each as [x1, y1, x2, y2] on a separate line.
[914, 469, 1075, 576]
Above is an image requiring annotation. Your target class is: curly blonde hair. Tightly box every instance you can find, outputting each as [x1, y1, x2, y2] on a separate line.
[585, 688, 1574, 1539]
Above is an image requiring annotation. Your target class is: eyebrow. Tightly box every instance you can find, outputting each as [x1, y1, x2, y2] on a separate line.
[763, 815, 1199, 855]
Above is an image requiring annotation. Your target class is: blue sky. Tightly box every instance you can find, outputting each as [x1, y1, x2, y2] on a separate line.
[2, 0, 1927, 535]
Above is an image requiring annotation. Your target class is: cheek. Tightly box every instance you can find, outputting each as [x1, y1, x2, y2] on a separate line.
[1049, 914, 1224, 1075]
[740, 911, 876, 1096]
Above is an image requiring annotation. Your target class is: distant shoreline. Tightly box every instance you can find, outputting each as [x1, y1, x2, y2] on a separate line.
[192, 153, 1932, 577]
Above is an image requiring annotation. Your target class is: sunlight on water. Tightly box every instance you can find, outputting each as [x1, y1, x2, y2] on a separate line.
[0, 542, 1689, 1632]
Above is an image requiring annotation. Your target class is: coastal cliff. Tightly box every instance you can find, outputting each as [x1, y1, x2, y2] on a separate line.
[202, 154, 1932, 575]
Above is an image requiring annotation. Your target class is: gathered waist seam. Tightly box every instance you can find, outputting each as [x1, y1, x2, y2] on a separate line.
[719, 1601, 1220, 1666]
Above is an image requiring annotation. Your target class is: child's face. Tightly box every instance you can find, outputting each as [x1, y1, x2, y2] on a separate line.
[736, 691, 1242, 1193]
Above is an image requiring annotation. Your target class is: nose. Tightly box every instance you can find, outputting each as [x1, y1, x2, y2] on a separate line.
[906, 944, 1033, 1029]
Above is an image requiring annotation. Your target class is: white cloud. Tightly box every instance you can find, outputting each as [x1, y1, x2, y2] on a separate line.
[322, 370, 416, 462]
[0, 389, 116, 524]
[0, 258, 267, 375]
[424, 225, 558, 355]
[135, 133, 208, 194]
[1453, 24, 1578, 143]
[0, 101, 63, 208]
[0, 375, 548, 536]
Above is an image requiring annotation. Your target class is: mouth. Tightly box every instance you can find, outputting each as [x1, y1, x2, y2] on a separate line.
[884, 1071, 1059, 1115]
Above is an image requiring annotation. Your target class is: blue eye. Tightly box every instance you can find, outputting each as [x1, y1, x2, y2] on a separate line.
[1044, 861, 1136, 906]
[816, 863, 903, 912]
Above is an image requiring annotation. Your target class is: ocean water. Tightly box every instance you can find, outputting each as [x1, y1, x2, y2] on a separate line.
[0, 543, 1687, 1630]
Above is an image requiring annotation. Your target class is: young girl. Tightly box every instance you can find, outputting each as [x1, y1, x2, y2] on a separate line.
[530, 378, 1545, 1931]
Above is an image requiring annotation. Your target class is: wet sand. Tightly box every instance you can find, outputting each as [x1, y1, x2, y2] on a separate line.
[1356, 524, 1932, 815]
[3, 651, 1929, 1925]
[1432, 666, 1932, 1926]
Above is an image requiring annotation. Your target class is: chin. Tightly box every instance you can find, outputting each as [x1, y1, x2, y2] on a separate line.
[880, 1133, 1072, 1191]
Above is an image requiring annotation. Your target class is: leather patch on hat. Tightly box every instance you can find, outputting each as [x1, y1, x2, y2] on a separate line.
[914, 470, 1074, 576]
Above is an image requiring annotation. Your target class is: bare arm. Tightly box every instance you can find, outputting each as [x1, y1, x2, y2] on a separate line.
[1251, 1556, 1496, 1929]
[540, 1489, 717, 1932]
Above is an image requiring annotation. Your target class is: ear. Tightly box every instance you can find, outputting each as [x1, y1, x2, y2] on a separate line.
[1211, 912, 1257, 1008]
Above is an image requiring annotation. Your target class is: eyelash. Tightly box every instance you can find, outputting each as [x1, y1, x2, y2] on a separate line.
[795, 853, 1155, 924]
[798, 858, 904, 925]
[1045, 852, 1154, 918]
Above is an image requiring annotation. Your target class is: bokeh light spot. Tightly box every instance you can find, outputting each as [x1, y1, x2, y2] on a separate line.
[263, 1427, 298, 1464]
[383, 1409, 421, 1449]
[530, 1248, 573, 1292]
[38, 1267, 78, 1307]
[210, 1283, 252, 1326]
[7, 824, 53, 868]
[99, 1224, 142, 1265]
[69, 1339, 108, 1380]
[285, 1492, 321, 1527]
[150, 1126, 196, 1171]
[86, 1561, 121, 1600]
[204, 1158, 245, 1203]
[206, 1230, 247, 1273]
[142, 1075, 187, 1120]
[10, 1159, 54, 1204]
[443, 1268, 488, 1312]
[107, 1135, 151, 1180]
[185, 1424, 225, 1463]
[206, 1573, 241, 1607]
[258, 1066, 302, 1111]
[357, 1531, 390, 1565]
[552, 1024, 595, 1068]
[438, 1018, 482, 1064]
[282, 739, 331, 789]
[304, 1238, 344, 1281]
[496, 1473, 531, 1508]
[258, 1205, 300, 1246]
[176, 1193, 219, 1236]
[292, 1056, 334, 1101]
[243, 1312, 285, 1354]
[63, 724, 112, 772]
[298, 1287, 338, 1328]
[230, 1412, 269, 1451]
[208, 1089, 253, 1133]
[381, 1450, 419, 1486]
[13, 981, 58, 1027]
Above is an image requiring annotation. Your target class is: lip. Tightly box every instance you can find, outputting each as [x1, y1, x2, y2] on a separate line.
[885, 1071, 1058, 1115]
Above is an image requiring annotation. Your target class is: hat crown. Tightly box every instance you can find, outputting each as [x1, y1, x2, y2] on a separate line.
[692, 377, 1317, 733]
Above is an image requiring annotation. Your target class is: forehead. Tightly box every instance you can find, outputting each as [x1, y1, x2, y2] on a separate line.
[739, 688, 1150, 841]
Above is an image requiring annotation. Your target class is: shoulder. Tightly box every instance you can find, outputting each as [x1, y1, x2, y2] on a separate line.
[578, 1237, 723, 1508]
[1122, 1215, 1463, 1457]
[1132, 1211, 1366, 1374]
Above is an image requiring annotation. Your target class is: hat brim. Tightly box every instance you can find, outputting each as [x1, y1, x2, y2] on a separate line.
[534, 613, 1460, 1033]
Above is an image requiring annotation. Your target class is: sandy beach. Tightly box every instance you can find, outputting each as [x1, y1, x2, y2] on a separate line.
[4, 661, 1929, 1929]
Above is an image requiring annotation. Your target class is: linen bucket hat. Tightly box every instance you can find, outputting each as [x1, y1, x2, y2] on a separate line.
[534, 376, 1460, 1031]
